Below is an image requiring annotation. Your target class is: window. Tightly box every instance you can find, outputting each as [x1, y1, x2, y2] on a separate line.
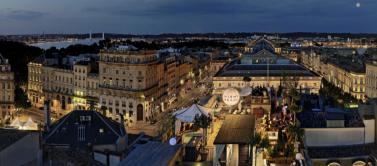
[116, 109, 119, 116]
[129, 102, 133, 108]
[103, 77, 106, 84]
[228, 83, 231, 87]
[123, 70, 126, 75]
[109, 107, 113, 115]
[71, 78, 72, 83]
[116, 70, 119, 75]
[83, 69, 85, 73]
[122, 101, 126, 107]
[99, 128, 104, 134]
[78, 125, 85, 141]
[130, 71, 133, 76]
[103, 68, 106, 73]
[219, 83, 221, 87]
[129, 111, 133, 118]
[110, 78, 113, 85]
[115, 100, 119, 106]
[102, 99, 106, 104]
[110, 69, 112, 74]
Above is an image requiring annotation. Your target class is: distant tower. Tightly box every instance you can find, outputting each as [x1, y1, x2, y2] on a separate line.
[102, 31, 104, 39]
[90, 31, 92, 39]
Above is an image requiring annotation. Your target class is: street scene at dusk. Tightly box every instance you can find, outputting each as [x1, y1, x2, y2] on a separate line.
[1, 1, 377, 166]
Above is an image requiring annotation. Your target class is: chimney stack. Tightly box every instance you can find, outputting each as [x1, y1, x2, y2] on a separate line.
[120, 113, 125, 129]
[89, 100, 94, 111]
[44, 100, 51, 132]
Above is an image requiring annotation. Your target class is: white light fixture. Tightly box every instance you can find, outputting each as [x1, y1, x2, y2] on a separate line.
[169, 137, 177, 146]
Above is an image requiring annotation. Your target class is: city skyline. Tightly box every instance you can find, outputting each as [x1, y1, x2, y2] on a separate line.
[1, 0, 377, 34]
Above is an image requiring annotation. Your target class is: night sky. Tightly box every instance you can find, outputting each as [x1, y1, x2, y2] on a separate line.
[0, 0, 376, 34]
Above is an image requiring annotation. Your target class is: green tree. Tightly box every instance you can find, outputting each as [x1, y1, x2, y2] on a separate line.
[156, 116, 175, 142]
[287, 122, 305, 153]
[193, 113, 212, 146]
[289, 103, 302, 123]
[243, 76, 251, 88]
[14, 85, 30, 116]
[247, 133, 270, 166]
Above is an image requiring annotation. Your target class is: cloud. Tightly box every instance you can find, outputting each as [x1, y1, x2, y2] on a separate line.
[6, 10, 48, 20]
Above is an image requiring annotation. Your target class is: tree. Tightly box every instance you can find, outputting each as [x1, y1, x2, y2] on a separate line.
[287, 122, 305, 153]
[247, 132, 270, 166]
[289, 103, 302, 123]
[193, 113, 212, 146]
[281, 69, 300, 91]
[14, 85, 30, 116]
[156, 116, 175, 142]
[243, 76, 251, 88]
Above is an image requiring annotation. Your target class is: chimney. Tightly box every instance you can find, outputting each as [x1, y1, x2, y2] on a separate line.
[44, 100, 51, 132]
[120, 113, 125, 129]
[73, 59, 77, 64]
[89, 100, 94, 111]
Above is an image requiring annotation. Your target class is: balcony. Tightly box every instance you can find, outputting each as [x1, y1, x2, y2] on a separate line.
[99, 83, 158, 92]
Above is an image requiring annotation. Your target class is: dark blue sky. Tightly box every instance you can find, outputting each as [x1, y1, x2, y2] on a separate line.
[0, 0, 376, 34]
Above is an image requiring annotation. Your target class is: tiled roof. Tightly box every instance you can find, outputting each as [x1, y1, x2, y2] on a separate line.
[0, 129, 31, 151]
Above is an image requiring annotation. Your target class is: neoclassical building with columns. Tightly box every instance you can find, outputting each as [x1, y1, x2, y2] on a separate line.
[213, 38, 321, 96]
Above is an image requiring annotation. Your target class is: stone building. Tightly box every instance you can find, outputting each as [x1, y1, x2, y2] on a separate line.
[326, 61, 366, 100]
[213, 38, 321, 96]
[366, 60, 377, 98]
[98, 48, 159, 122]
[27, 53, 99, 115]
[0, 55, 15, 119]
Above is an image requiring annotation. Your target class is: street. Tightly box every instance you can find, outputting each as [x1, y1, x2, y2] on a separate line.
[126, 76, 213, 135]
[17, 76, 213, 136]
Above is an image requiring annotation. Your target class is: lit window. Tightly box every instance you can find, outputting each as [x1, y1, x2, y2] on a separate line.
[99, 128, 104, 133]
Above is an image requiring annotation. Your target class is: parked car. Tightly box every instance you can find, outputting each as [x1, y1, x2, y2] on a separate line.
[150, 119, 157, 124]
[51, 110, 57, 114]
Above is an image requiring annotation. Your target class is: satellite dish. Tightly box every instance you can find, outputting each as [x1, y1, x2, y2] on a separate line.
[169, 137, 177, 146]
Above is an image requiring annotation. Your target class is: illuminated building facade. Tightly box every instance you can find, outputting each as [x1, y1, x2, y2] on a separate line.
[213, 38, 322, 96]
[0, 55, 15, 119]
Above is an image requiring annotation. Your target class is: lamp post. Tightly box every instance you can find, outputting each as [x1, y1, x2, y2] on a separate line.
[296, 153, 303, 166]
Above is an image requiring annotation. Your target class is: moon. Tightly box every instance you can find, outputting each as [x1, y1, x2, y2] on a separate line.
[356, 3, 360, 7]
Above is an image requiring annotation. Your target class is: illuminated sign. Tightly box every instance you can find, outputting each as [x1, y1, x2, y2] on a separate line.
[222, 88, 240, 106]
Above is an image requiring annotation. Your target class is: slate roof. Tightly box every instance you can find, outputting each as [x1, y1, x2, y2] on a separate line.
[214, 114, 255, 144]
[118, 142, 182, 166]
[32, 53, 60, 64]
[75, 61, 90, 66]
[0, 54, 7, 65]
[44, 110, 127, 148]
[0, 129, 31, 151]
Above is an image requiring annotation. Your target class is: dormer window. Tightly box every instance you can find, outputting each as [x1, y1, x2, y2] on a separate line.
[99, 128, 104, 134]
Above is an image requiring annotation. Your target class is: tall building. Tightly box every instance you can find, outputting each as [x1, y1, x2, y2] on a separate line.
[98, 47, 160, 122]
[27, 53, 98, 115]
[326, 61, 366, 100]
[366, 60, 377, 98]
[0, 54, 15, 119]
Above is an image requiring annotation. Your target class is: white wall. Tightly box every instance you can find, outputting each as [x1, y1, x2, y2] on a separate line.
[94, 152, 107, 165]
[109, 155, 121, 166]
[305, 128, 365, 147]
[364, 119, 375, 144]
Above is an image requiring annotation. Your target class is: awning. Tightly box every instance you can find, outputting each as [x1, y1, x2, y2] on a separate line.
[240, 88, 252, 96]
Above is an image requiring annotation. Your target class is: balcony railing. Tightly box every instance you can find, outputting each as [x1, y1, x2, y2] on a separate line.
[99, 83, 158, 92]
